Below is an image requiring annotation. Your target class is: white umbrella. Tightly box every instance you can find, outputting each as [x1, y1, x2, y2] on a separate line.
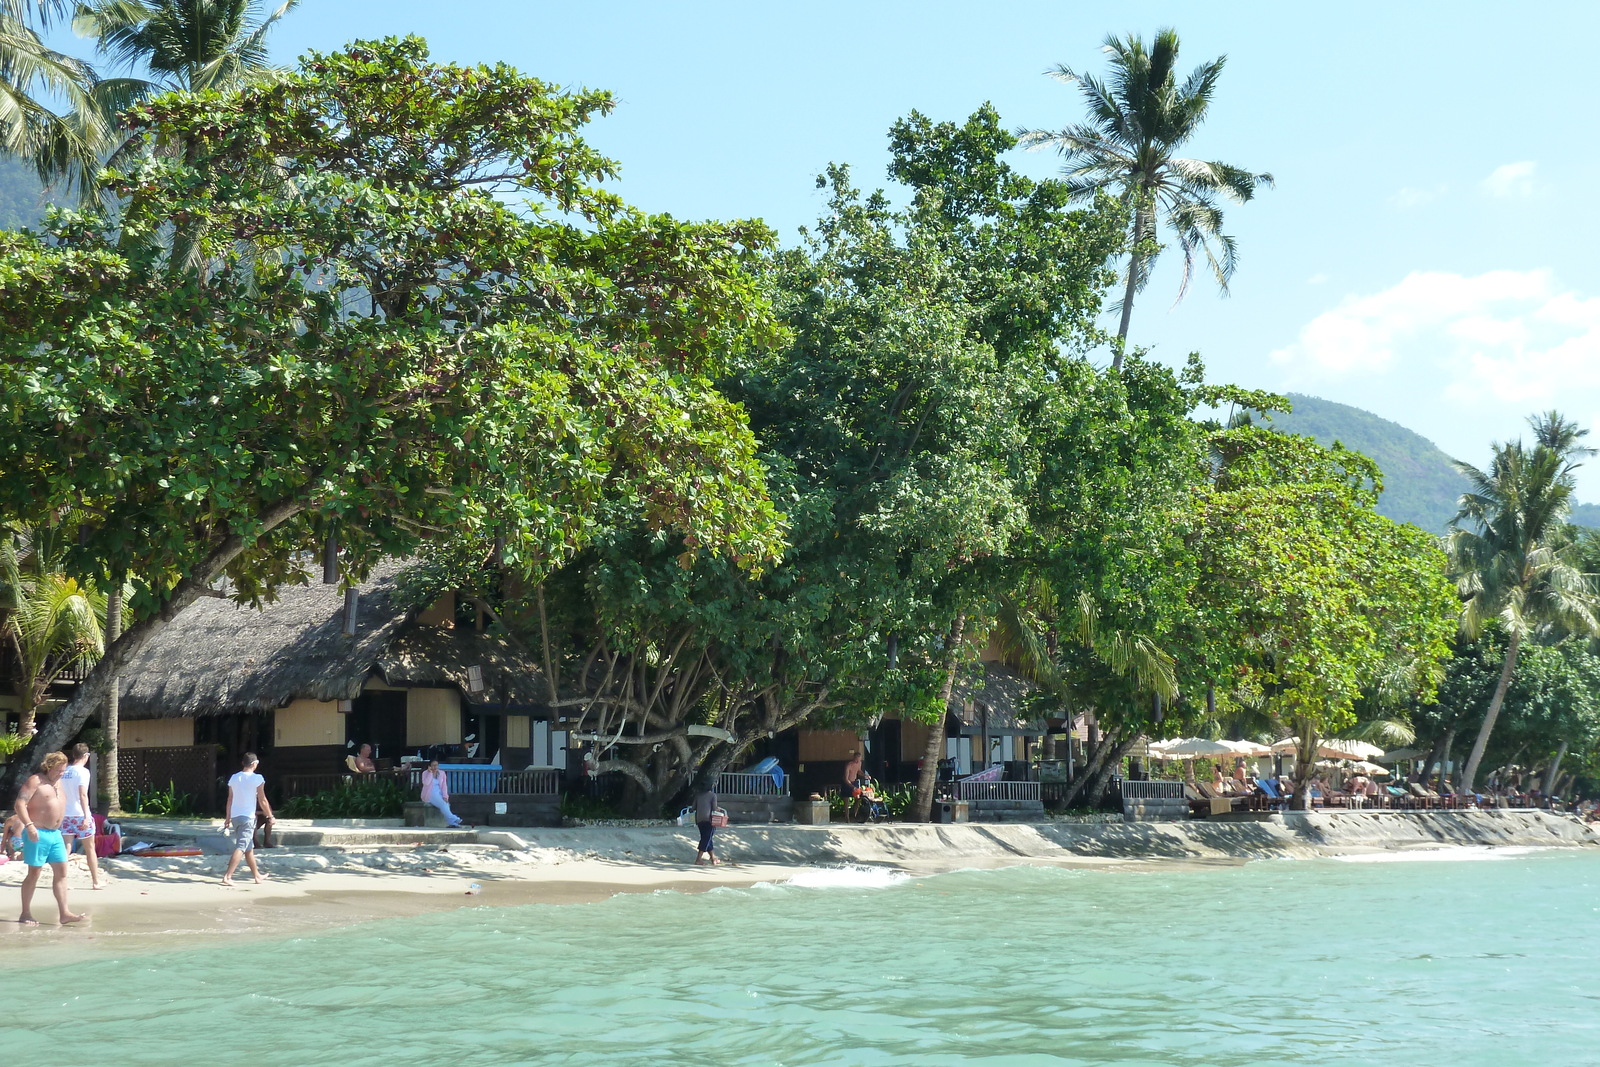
[1220, 739, 1273, 758]
[1156, 737, 1239, 758]
[1271, 737, 1378, 761]
[1350, 760, 1391, 777]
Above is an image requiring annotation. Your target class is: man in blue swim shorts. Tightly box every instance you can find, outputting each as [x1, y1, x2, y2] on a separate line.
[12, 751, 85, 925]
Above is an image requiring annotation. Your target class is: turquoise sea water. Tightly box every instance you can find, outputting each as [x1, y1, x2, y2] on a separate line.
[4, 848, 1599, 1066]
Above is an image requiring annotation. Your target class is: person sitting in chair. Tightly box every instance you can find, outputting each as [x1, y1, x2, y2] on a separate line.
[347, 743, 377, 774]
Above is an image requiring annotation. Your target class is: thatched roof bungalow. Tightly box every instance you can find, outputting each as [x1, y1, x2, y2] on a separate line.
[114, 559, 561, 781]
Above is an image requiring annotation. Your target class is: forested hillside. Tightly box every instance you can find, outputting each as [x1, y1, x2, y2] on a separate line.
[1270, 393, 1600, 532]
[1269, 394, 1468, 532]
[0, 157, 49, 229]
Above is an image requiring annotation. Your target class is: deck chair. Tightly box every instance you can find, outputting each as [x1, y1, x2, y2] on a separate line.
[1254, 777, 1289, 810]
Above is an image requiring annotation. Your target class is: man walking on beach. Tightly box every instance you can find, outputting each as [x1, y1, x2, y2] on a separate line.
[12, 751, 86, 925]
[60, 743, 106, 889]
[221, 753, 272, 887]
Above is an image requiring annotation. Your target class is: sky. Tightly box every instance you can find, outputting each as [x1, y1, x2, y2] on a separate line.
[67, 1, 1600, 493]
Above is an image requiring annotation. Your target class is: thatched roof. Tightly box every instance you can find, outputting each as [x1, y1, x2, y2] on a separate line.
[117, 559, 546, 719]
[378, 626, 548, 708]
[952, 663, 1044, 735]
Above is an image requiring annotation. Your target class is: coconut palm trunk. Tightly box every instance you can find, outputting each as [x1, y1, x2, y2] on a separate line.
[102, 580, 123, 814]
[1460, 629, 1521, 794]
[912, 615, 965, 823]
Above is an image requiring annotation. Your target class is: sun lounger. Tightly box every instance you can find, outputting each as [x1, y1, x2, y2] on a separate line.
[1254, 777, 1290, 810]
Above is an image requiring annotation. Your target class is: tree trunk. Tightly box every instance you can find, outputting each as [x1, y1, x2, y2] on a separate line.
[1289, 722, 1317, 811]
[1081, 734, 1135, 810]
[1460, 629, 1523, 793]
[0, 501, 304, 799]
[103, 581, 124, 815]
[1112, 204, 1149, 368]
[912, 615, 966, 823]
[1545, 740, 1569, 801]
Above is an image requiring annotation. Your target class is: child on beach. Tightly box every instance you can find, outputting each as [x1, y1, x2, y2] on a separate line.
[2, 811, 24, 862]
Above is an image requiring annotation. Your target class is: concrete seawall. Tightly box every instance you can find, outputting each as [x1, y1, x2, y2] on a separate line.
[489, 809, 1600, 868]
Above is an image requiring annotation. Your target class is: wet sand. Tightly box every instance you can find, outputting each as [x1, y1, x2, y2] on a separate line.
[0, 852, 802, 965]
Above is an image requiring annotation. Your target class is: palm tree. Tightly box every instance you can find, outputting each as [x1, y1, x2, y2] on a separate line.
[73, 0, 297, 99]
[1, 529, 108, 735]
[2, 1, 296, 201]
[0, 0, 108, 197]
[1018, 28, 1272, 369]
[1449, 412, 1600, 793]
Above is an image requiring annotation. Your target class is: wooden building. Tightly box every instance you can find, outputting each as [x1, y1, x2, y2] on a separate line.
[113, 559, 559, 806]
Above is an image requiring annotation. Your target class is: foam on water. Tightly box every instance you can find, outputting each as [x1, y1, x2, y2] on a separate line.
[780, 864, 914, 889]
[1329, 844, 1559, 863]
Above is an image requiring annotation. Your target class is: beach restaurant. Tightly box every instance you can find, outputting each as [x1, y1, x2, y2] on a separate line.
[106, 559, 562, 817]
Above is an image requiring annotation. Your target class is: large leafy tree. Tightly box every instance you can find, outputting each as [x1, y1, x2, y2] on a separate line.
[1186, 426, 1458, 807]
[0, 37, 786, 794]
[428, 106, 1179, 819]
[1449, 412, 1600, 793]
[1018, 28, 1271, 366]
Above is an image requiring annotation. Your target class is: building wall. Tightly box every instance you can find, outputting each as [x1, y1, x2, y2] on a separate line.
[406, 687, 461, 746]
[505, 715, 530, 747]
[798, 729, 861, 762]
[119, 718, 194, 749]
[274, 699, 342, 748]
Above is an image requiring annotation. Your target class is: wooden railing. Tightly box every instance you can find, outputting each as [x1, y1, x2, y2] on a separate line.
[954, 780, 1042, 802]
[718, 771, 784, 797]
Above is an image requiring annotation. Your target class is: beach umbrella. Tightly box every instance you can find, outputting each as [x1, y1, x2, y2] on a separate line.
[1221, 739, 1273, 757]
[1156, 737, 1238, 758]
[1271, 737, 1378, 761]
[1350, 761, 1391, 777]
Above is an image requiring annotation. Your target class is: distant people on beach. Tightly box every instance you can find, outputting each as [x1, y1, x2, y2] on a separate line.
[60, 743, 105, 889]
[222, 753, 272, 887]
[12, 751, 86, 925]
[693, 779, 719, 866]
[843, 750, 863, 796]
[2, 810, 24, 863]
[420, 760, 465, 828]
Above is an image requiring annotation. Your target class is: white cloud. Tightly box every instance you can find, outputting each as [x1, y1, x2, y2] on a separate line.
[1306, 272, 1329, 285]
[1481, 160, 1537, 198]
[1270, 270, 1600, 408]
[1389, 184, 1447, 209]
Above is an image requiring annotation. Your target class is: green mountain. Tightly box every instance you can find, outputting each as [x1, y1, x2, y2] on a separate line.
[1268, 393, 1600, 533]
[0, 156, 49, 230]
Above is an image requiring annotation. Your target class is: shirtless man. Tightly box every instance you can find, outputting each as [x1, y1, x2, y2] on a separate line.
[351, 743, 376, 774]
[12, 751, 86, 925]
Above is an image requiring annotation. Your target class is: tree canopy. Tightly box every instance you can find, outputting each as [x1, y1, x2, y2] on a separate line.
[0, 36, 787, 790]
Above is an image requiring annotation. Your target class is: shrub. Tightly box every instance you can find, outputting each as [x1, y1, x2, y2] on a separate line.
[120, 781, 196, 817]
[280, 778, 409, 819]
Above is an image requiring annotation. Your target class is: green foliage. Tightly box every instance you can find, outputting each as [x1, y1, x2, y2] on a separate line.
[559, 793, 625, 821]
[0, 729, 27, 760]
[279, 777, 408, 819]
[1182, 426, 1459, 763]
[2, 37, 789, 785]
[120, 780, 194, 816]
